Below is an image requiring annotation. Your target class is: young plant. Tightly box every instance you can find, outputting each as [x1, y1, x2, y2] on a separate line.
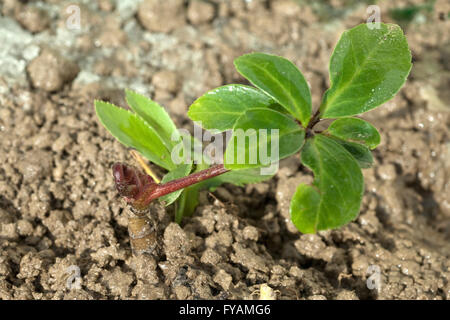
[95, 23, 411, 244]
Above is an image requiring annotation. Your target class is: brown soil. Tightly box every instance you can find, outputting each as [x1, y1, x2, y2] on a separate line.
[0, 0, 449, 300]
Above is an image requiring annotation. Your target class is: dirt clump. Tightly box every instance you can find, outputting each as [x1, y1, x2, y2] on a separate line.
[152, 70, 180, 94]
[15, 5, 50, 34]
[137, 0, 186, 34]
[187, 1, 216, 25]
[27, 49, 80, 92]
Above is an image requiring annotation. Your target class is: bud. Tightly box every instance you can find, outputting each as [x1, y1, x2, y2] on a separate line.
[112, 163, 158, 212]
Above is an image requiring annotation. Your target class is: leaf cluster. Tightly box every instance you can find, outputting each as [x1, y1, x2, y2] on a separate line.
[96, 23, 411, 231]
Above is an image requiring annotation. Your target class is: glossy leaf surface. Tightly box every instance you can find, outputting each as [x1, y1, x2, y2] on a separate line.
[320, 24, 412, 118]
[234, 53, 312, 126]
[224, 108, 305, 170]
[331, 137, 374, 169]
[327, 117, 381, 149]
[95, 100, 175, 170]
[290, 134, 363, 233]
[188, 84, 276, 131]
[125, 89, 180, 149]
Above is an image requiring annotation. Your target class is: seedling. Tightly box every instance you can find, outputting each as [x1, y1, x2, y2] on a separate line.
[95, 23, 411, 252]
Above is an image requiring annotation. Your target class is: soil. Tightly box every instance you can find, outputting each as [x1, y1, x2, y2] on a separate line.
[0, 0, 449, 300]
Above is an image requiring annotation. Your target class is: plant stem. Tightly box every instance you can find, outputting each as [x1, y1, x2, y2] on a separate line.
[307, 109, 321, 130]
[143, 164, 229, 203]
[306, 109, 321, 137]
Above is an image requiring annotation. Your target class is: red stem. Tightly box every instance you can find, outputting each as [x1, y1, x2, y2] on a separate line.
[144, 164, 229, 203]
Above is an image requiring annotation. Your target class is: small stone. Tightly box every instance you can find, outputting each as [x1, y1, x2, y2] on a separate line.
[164, 223, 191, 261]
[377, 163, 397, 181]
[52, 165, 66, 181]
[288, 266, 303, 279]
[169, 93, 187, 116]
[102, 267, 134, 298]
[153, 89, 173, 102]
[97, 0, 114, 12]
[216, 230, 233, 247]
[15, 6, 50, 33]
[272, 0, 301, 17]
[259, 283, 277, 300]
[0, 256, 12, 278]
[294, 234, 331, 261]
[17, 220, 33, 237]
[27, 49, 79, 92]
[174, 285, 191, 299]
[187, 1, 215, 25]
[308, 294, 327, 300]
[201, 248, 222, 265]
[242, 226, 259, 241]
[132, 282, 166, 299]
[17, 251, 54, 279]
[17, 150, 53, 181]
[214, 187, 233, 202]
[0, 223, 18, 240]
[137, 0, 185, 33]
[271, 265, 286, 275]
[0, 208, 12, 224]
[195, 215, 216, 234]
[152, 70, 179, 93]
[129, 255, 158, 284]
[32, 132, 54, 149]
[2, 0, 20, 16]
[336, 290, 359, 300]
[213, 269, 232, 291]
[52, 133, 72, 153]
[351, 256, 369, 277]
[231, 243, 268, 273]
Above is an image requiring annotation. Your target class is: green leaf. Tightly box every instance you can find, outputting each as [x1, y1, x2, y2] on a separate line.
[188, 84, 276, 131]
[95, 100, 175, 171]
[175, 186, 200, 223]
[159, 163, 193, 206]
[234, 52, 312, 127]
[327, 117, 381, 149]
[290, 134, 364, 233]
[224, 108, 305, 170]
[331, 137, 374, 169]
[125, 89, 180, 149]
[320, 23, 412, 118]
[175, 192, 186, 223]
